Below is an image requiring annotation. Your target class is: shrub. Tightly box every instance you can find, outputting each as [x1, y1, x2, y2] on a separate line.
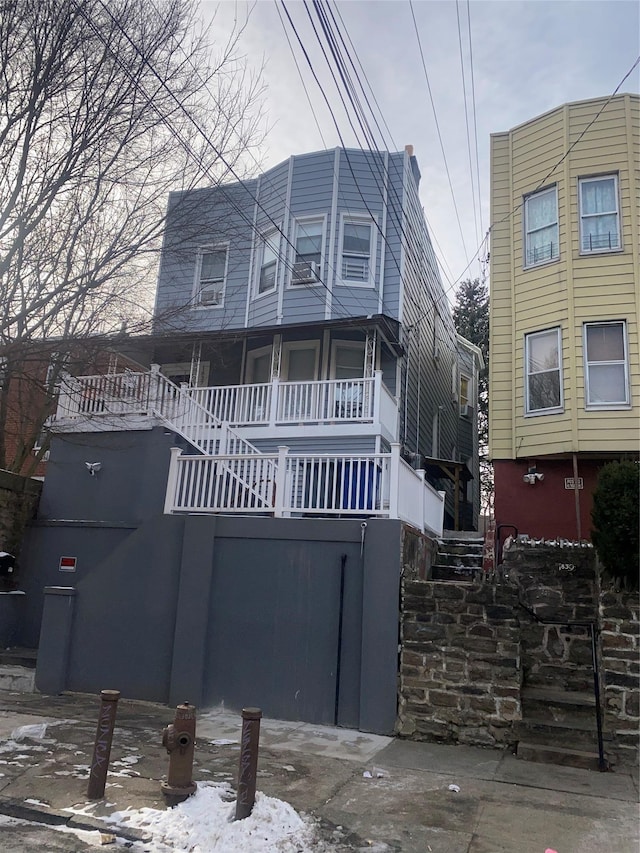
[591, 461, 639, 588]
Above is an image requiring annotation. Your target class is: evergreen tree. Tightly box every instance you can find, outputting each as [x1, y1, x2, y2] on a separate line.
[453, 278, 491, 510]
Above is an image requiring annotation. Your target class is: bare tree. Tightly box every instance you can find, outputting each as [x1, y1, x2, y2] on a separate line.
[0, 0, 266, 473]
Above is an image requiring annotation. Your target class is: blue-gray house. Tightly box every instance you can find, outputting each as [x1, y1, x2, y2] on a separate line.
[15, 146, 483, 729]
[51, 146, 481, 531]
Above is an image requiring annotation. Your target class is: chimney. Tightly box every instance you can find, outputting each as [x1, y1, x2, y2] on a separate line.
[404, 144, 421, 187]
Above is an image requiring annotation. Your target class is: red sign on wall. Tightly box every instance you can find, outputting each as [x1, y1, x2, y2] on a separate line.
[59, 556, 77, 572]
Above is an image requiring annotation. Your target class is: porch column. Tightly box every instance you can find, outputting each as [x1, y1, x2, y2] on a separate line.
[268, 378, 279, 427]
[415, 468, 426, 533]
[274, 446, 289, 518]
[388, 443, 401, 519]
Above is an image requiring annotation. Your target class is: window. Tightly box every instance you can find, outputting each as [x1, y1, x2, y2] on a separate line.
[524, 186, 559, 267]
[283, 342, 319, 382]
[579, 176, 620, 253]
[291, 220, 323, 285]
[459, 375, 471, 415]
[196, 247, 227, 306]
[340, 218, 373, 284]
[258, 233, 278, 295]
[525, 328, 563, 414]
[584, 321, 629, 408]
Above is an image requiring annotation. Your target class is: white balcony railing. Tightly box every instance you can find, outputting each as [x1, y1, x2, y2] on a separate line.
[188, 373, 393, 430]
[54, 369, 398, 438]
[164, 444, 445, 537]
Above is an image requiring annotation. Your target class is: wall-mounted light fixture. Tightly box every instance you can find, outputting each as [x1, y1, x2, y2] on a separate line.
[85, 462, 102, 476]
[523, 465, 544, 485]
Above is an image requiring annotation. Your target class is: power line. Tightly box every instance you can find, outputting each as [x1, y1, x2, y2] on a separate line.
[409, 0, 470, 266]
[456, 0, 480, 251]
[466, 0, 484, 237]
[79, 0, 377, 326]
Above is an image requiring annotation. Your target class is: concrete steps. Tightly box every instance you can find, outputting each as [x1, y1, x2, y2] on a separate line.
[431, 534, 484, 582]
[516, 687, 606, 771]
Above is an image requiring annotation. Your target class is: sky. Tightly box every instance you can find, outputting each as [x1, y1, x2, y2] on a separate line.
[199, 0, 640, 301]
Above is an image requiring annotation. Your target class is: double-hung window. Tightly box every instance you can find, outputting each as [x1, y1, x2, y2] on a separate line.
[524, 186, 559, 267]
[196, 247, 227, 306]
[258, 232, 278, 295]
[291, 219, 323, 285]
[340, 218, 373, 285]
[579, 175, 620, 253]
[584, 321, 629, 409]
[525, 328, 563, 414]
[459, 375, 471, 416]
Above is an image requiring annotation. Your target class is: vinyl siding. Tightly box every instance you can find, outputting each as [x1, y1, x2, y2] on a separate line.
[490, 93, 639, 460]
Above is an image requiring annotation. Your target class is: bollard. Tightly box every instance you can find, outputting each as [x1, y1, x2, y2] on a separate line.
[161, 702, 197, 803]
[235, 707, 262, 820]
[87, 689, 121, 800]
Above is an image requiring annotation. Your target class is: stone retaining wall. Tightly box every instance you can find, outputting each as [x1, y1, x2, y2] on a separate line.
[398, 542, 639, 763]
[504, 542, 598, 693]
[398, 578, 521, 746]
[599, 584, 639, 767]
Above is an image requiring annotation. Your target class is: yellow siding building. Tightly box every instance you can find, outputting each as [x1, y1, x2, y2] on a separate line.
[489, 93, 639, 540]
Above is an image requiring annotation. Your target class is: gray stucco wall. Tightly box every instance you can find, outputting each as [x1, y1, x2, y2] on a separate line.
[23, 426, 403, 734]
[32, 515, 402, 735]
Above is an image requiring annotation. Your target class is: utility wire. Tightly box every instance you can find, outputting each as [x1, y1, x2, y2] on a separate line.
[330, 0, 456, 285]
[409, 0, 470, 265]
[456, 0, 480, 251]
[80, 0, 377, 325]
[466, 0, 484, 237]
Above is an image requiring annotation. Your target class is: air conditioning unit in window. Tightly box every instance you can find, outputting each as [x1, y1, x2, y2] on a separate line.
[292, 260, 320, 285]
[200, 287, 222, 306]
[460, 403, 469, 417]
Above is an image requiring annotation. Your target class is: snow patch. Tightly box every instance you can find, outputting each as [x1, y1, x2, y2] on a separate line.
[105, 781, 324, 852]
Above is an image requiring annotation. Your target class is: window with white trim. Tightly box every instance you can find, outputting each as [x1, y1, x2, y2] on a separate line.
[525, 328, 563, 414]
[257, 232, 278, 295]
[340, 218, 373, 284]
[579, 175, 620, 253]
[584, 321, 629, 409]
[459, 375, 471, 415]
[196, 247, 227, 306]
[291, 219, 323, 286]
[524, 186, 559, 267]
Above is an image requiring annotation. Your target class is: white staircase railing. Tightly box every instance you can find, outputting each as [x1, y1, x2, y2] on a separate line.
[54, 366, 274, 509]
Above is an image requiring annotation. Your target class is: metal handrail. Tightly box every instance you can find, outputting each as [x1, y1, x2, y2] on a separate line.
[495, 523, 518, 567]
[517, 600, 607, 772]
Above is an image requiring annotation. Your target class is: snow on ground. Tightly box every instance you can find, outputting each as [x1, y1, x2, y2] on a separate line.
[104, 781, 327, 852]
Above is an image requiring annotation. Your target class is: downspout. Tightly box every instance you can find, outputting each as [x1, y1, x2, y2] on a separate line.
[572, 452, 582, 540]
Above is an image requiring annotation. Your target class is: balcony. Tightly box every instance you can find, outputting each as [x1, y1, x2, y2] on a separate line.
[164, 444, 445, 538]
[52, 368, 399, 443]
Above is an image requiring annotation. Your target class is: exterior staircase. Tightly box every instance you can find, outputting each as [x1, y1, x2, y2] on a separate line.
[515, 686, 607, 770]
[58, 368, 276, 510]
[431, 530, 484, 581]
[514, 618, 607, 771]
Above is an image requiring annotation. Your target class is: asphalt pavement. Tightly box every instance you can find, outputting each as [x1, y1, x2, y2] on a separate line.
[0, 689, 637, 852]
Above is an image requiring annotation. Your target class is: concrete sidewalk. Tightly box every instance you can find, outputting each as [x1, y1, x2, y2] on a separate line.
[0, 690, 637, 852]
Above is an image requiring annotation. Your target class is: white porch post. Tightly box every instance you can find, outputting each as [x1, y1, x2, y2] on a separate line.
[269, 378, 279, 427]
[372, 370, 382, 423]
[389, 443, 401, 519]
[274, 445, 289, 518]
[149, 364, 161, 413]
[415, 468, 426, 534]
[164, 447, 182, 514]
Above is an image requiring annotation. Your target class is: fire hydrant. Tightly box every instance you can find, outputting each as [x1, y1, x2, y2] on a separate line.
[161, 702, 197, 802]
